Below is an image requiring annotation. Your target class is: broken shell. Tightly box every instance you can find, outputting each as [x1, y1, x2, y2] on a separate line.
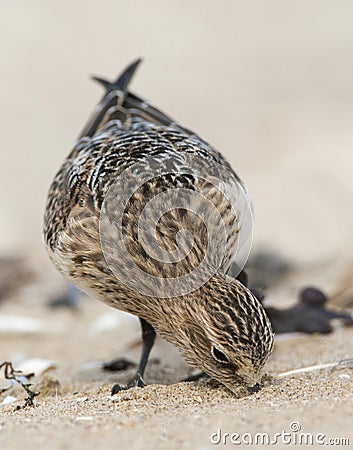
[1, 395, 18, 405]
[0, 314, 49, 334]
[90, 311, 139, 336]
[16, 358, 57, 377]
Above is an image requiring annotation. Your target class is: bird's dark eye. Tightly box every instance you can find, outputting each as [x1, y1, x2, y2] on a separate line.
[211, 346, 229, 364]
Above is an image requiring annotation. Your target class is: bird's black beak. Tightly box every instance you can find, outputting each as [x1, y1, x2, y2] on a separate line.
[247, 383, 261, 394]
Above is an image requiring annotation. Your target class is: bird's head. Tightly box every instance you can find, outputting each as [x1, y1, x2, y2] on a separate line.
[156, 277, 274, 394]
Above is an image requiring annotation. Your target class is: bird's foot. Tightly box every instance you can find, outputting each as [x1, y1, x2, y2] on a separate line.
[111, 373, 145, 395]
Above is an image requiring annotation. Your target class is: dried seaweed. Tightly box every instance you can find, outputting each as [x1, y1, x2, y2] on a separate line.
[0, 361, 39, 408]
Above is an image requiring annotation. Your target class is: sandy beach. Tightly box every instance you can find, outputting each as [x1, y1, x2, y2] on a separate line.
[1, 267, 353, 449]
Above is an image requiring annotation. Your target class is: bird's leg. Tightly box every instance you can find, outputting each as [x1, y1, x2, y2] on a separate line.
[111, 317, 156, 395]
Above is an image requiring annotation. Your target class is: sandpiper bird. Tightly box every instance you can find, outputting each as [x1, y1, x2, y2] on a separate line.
[44, 59, 274, 395]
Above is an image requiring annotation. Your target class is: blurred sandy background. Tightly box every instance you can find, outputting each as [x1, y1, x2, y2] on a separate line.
[1, 1, 353, 449]
[1, 0, 352, 264]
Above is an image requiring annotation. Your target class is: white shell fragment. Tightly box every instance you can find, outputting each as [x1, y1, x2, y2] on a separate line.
[277, 357, 353, 378]
[338, 373, 351, 380]
[1, 395, 18, 405]
[16, 358, 58, 377]
[79, 361, 104, 371]
[90, 310, 139, 336]
[0, 314, 51, 334]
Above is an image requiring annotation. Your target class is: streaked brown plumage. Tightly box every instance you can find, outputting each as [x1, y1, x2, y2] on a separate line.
[44, 60, 274, 394]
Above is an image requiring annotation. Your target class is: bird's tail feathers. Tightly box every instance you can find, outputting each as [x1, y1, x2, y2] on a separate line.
[78, 59, 181, 139]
